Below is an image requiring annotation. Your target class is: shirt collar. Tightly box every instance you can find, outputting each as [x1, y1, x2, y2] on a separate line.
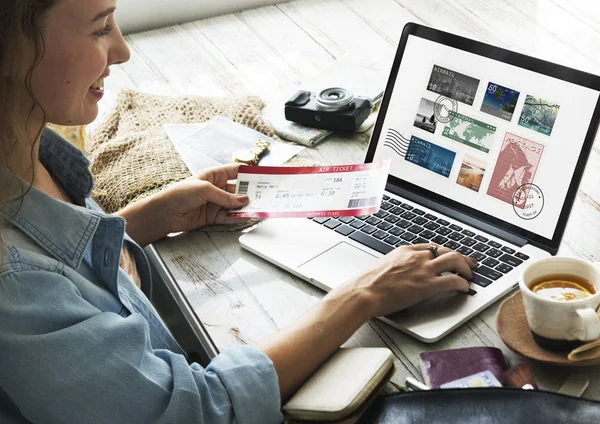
[0, 129, 117, 270]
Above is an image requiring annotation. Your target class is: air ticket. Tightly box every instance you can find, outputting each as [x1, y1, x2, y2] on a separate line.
[227, 161, 390, 218]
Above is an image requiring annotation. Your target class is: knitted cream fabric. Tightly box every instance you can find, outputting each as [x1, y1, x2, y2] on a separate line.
[87, 89, 278, 214]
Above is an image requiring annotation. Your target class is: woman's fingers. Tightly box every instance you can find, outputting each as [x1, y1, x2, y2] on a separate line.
[199, 182, 249, 208]
[430, 274, 470, 293]
[429, 251, 474, 280]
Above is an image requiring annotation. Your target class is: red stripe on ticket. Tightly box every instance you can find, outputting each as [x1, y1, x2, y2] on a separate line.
[238, 162, 386, 175]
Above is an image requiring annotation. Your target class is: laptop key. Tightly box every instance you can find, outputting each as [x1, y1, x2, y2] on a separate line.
[515, 252, 530, 261]
[401, 211, 417, 220]
[473, 243, 490, 253]
[389, 227, 405, 236]
[412, 216, 428, 226]
[383, 195, 390, 201]
[488, 240, 502, 249]
[335, 225, 355, 236]
[413, 237, 429, 245]
[401, 232, 418, 242]
[461, 237, 477, 247]
[445, 240, 461, 250]
[356, 215, 369, 221]
[367, 217, 382, 226]
[487, 248, 503, 258]
[436, 227, 452, 236]
[408, 225, 424, 234]
[385, 215, 400, 224]
[350, 220, 366, 229]
[471, 273, 493, 288]
[437, 219, 451, 226]
[475, 235, 489, 243]
[425, 213, 438, 221]
[468, 288, 477, 296]
[374, 210, 389, 219]
[380, 202, 394, 211]
[324, 219, 341, 229]
[361, 225, 377, 234]
[384, 235, 401, 245]
[396, 219, 412, 229]
[389, 198, 401, 205]
[498, 254, 523, 267]
[462, 229, 476, 237]
[457, 246, 473, 256]
[501, 246, 516, 255]
[396, 241, 410, 247]
[390, 207, 404, 215]
[349, 232, 394, 255]
[378, 222, 393, 231]
[448, 232, 465, 241]
[373, 230, 388, 240]
[474, 265, 503, 281]
[313, 217, 330, 224]
[339, 216, 355, 224]
[424, 221, 441, 231]
[450, 224, 463, 232]
[401, 204, 414, 210]
[496, 263, 514, 274]
[420, 230, 437, 239]
[470, 252, 487, 262]
[483, 258, 500, 268]
[413, 208, 425, 216]
[431, 235, 449, 245]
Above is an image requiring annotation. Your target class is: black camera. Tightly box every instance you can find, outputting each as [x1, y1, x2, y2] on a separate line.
[284, 87, 372, 132]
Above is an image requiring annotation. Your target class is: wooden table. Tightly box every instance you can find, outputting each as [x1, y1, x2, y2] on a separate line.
[104, 0, 600, 398]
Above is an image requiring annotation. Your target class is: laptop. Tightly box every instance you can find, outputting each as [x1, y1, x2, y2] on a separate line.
[240, 23, 600, 343]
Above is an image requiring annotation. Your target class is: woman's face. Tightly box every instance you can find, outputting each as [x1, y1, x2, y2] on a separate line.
[31, 0, 130, 126]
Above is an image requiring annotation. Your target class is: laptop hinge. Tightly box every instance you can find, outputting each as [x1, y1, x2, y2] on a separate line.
[387, 183, 528, 248]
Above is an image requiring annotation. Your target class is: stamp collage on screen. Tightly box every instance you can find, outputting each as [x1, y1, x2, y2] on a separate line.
[383, 60, 561, 218]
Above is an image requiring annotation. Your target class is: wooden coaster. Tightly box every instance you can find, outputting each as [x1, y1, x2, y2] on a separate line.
[496, 291, 600, 367]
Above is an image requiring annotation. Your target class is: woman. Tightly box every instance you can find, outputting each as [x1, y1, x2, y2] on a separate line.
[0, 1, 477, 423]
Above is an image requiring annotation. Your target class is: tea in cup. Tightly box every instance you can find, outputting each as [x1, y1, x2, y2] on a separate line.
[519, 257, 600, 351]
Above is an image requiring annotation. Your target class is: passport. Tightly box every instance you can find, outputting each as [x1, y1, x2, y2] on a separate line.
[420, 347, 509, 388]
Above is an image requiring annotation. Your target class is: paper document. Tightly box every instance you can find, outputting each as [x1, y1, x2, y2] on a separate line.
[164, 117, 304, 174]
[228, 161, 390, 218]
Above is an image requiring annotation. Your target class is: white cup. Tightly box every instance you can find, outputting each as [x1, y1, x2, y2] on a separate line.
[519, 257, 600, 351]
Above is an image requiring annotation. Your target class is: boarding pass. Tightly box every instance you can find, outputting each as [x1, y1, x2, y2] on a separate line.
[228, 161, 390, 218]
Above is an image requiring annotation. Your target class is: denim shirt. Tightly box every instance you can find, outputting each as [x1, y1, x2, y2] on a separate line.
[0, 129, 282, 424]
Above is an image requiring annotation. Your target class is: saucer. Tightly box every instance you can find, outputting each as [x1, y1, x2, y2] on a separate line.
[496, 291, 600, 367]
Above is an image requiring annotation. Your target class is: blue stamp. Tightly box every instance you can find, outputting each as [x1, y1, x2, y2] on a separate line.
[405, 136, 456, 178]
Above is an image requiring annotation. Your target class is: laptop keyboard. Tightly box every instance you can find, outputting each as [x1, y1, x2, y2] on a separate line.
[310, 194, 530, 296]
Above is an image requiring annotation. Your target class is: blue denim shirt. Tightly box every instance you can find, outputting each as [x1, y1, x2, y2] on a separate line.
[0, 129, 282, 424]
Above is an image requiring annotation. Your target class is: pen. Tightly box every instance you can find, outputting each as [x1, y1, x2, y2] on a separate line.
[405, 376, 430, 391]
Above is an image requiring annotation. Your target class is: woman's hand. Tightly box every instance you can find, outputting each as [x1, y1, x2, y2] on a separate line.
[342, 244, 478, 318]
[117, 164, 250, 247]
[158, 163, 250, 233]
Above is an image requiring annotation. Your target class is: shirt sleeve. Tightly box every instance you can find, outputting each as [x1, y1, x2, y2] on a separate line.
[0, 270, 282, 424]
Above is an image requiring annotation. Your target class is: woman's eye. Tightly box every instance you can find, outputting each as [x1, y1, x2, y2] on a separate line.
[93, 24, 113, 38]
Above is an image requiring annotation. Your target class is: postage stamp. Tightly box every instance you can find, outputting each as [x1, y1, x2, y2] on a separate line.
[414, 97, 438, 134]
[405, 135, 456, 178]
[518, 95, 560, 136]
[442, 111, 497, 153]
[427, 64, 480, 106]
[480, 82, 520, 122]
[456, 155, 487, 192]
[487, 132, 544, 207]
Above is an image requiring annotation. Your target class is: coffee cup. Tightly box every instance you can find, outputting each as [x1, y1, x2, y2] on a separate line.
[519, 257, 600, 351]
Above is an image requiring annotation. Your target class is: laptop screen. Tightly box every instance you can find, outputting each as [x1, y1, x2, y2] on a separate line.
[370, 29, 600, 247]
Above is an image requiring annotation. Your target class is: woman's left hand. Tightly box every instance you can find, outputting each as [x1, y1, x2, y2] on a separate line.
[159, 163, 250, 233]
[118, 163, 250, 247]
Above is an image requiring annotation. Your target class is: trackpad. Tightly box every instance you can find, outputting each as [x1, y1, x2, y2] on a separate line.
[299, 242, 378, 290]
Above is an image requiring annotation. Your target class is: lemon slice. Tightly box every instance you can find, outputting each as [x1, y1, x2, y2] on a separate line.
[532, 280, 591, 294]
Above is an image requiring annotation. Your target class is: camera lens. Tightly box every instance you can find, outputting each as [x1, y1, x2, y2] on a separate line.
[316, 88, 355, 112]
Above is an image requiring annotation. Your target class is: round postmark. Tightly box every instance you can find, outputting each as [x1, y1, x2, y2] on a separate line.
[512, 183, 544, 220]
[434, 95, 458, 123]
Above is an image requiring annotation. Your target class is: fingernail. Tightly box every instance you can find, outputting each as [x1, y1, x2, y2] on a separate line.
[237, 195, 249, 202]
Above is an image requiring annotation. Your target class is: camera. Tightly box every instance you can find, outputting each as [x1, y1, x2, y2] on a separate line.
[284, 87, 372, 132]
